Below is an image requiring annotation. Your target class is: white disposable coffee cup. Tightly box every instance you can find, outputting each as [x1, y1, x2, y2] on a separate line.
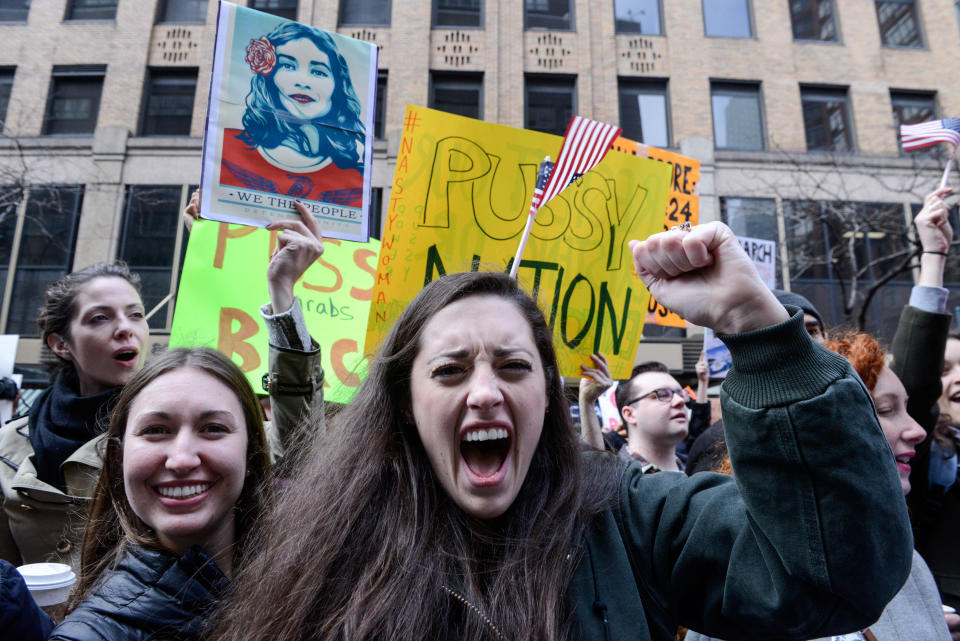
[17, 563, 76, 606]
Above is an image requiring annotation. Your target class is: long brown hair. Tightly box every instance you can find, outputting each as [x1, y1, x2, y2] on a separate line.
[210, 272, 617, 641]
[68, 348, 271, 610]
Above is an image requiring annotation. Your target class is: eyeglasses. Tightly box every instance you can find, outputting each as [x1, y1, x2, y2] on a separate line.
[623, 388, 688, 406]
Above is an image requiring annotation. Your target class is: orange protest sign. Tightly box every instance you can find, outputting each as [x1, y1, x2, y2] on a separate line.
[611, 138, 700, 328]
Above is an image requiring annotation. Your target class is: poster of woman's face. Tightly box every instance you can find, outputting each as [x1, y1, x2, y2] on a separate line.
[201, 1, 378, 241]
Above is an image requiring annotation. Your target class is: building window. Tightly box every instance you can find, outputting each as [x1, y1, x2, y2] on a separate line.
[249, 0, 297, 20]
[702, 0, 752, 37]
[890, 90, 936, 154]
[784, 199, 912, 340]
[525, 76, 575, 136]
[614, 0, 661, 34]
[711, 82, 764, 150]
[525, 0, 572, 30]
[430, 72, 482, 120]
[721, 196, 781, 287]
[64, 0, 117, 20]
[0, 0, 29, 22]
[43, 66, 105, 136]
[156, 0, 206, 23]
[617, 78, 669, 147]
[875, 0, 922, 47]
[368, 187, 383, 240]
[790, 0, 838, 41]
[339, 0, 391, 26]
[5, 186, 82, 336]
[119, 186, 191, 330]
[0, 68, 13, 127]
[433, 0, 481, 27]
[140, 68, 197, 136]
[374, 71, 387, 140]
[800, 86, 853, 152]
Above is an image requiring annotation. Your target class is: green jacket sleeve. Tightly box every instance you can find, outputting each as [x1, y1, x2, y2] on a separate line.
[263, 340, 324, 463]
[614, 308, 912, 639]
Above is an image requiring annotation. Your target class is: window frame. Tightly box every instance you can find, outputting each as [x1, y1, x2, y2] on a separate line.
[524, 74, 577, 137]
[613, 0, 662, 35]
[789, 0, 840, 42]
[701, 0, 753, 38]
[710, 80, 766, 151]
[338, 0, 392, 27]
[155, 0, 207, 24]
[64, 0, 118, 21]
[139, 67, 198, 137]
[374, 70, 387, 140]
[0, 185, 83, 336]
[0, 0, 29, 23]
[874, 0, 924, 48]
[0, 67, 14, 127]
[249, 0, 298, 21]
[118, 185, 193, 330]
[617, 77, 671, 148]
[42, 65, 106, 136]
[524, 0, 575, 31]
[890, 89, 937, 155]
[800, 85, 855, 153]
[432, 0, 482, 28]
[429, 71, 483, 121]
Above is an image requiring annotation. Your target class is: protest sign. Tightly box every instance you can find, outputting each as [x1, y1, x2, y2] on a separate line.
[611, 138, 700, 328]
[365, 105, 672, 380]
[737, 236, 777, 289]
[200, 1, 378, 241]
[170, 219, 379, 403]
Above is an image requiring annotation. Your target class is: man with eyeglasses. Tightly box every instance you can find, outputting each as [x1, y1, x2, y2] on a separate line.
[613, 361, 689, 473]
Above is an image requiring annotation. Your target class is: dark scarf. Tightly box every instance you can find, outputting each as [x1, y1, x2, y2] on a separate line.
[28, 371, 120, 490]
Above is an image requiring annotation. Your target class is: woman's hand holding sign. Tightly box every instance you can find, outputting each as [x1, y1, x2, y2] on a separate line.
[266, 202, 325, 314]
[183, 190, 324, 314]
[629, 222, 788, 335]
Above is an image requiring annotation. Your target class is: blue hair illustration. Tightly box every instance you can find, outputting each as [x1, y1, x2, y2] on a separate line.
[239, 22, 365, 172]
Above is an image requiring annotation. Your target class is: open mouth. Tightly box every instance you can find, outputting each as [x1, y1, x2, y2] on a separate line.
[949, 391, 960, 404]
[114, 348, 138, 362]
[289, 93, 314, 104]
[460, 427, 511, 478]
[155, 483, 212, 500]
[895, 452, 914, 472]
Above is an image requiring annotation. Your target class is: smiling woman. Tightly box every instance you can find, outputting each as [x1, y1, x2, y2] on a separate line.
[210, 223, 915, 641]
[49, 348, 272, 641]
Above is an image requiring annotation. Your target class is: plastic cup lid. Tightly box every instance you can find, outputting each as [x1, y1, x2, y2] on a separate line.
[16, 563, 76, 590]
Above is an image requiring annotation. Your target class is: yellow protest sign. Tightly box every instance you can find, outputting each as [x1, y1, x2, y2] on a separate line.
[365, 106, 671, 380]
[611, 138, 700, 328]
[170, 219, 379, 403]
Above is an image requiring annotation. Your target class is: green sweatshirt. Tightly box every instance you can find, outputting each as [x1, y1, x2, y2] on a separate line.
[567, 308, 911, 641]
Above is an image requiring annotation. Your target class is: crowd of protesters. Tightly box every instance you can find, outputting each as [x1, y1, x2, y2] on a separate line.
[0, 186, 955, 641]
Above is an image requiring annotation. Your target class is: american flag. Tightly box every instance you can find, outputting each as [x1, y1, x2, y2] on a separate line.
[530, 116, 622, 217]
[900, 118, 960, 152]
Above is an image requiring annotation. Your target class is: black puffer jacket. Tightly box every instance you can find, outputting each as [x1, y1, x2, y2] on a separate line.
[49, 545, 229, 641]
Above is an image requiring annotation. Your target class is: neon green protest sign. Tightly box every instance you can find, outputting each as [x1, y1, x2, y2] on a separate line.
[170, 219, 378, 403]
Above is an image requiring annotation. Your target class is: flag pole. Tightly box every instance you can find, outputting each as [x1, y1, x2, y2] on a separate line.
[509, 215, 534, 279]
[939, 144, 959, 190]
[509, 156, 552, 280]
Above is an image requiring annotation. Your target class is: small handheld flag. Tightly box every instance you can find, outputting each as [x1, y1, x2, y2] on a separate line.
[509, 116, 622, 278]
[900, 118, 960, 189]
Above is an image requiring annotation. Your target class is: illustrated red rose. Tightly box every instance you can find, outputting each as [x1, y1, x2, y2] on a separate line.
[245, 37, 276, 76]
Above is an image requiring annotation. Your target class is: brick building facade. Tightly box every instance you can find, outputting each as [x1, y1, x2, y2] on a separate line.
[0, 0, 958, 382]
